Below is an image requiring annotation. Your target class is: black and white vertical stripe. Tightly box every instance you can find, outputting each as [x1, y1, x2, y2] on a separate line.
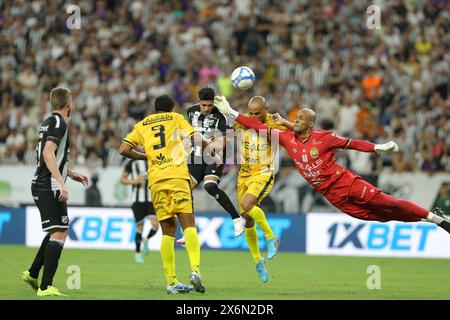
[130, 160, 150, 203]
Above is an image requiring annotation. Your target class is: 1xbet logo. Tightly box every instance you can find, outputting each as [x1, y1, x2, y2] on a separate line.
[327, 222, 438, 251]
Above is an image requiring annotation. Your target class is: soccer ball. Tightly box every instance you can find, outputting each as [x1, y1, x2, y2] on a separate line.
[231, 66, 255, 90]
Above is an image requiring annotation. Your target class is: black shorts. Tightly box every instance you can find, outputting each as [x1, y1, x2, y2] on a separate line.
[131, 202, 156, 223]
[188, 163, 224, 185]
[31, 189, 69, 232]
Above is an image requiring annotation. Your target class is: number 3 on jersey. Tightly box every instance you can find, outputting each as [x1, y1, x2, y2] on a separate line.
[152, 125, 166, 150]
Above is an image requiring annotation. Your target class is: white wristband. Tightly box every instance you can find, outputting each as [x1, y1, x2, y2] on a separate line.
[229, 109, 239, 119]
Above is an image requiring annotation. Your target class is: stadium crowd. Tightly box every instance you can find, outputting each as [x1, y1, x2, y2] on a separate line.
[0, 0, 449, 178]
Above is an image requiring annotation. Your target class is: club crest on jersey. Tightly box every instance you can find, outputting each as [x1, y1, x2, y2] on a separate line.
[310, 148, 319, 158]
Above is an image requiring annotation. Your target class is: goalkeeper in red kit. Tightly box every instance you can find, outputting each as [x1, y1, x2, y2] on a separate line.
[214, 95, 450, 234]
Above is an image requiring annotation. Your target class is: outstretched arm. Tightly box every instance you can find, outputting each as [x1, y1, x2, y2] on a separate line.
[235, 114, 270, 131]
[327, 132, 398, 153]
[214, 95, 270, 131]
[272, 113, 295, 130]
[347, 139, 399, 153]
[345, 139, 376, 152]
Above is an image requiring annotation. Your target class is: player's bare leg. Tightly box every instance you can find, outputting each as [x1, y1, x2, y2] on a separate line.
[134, 222, 144, 263]
[178, 213, 205, 293]
[204, 175, 245, 237]
[241, 194, 279, 260]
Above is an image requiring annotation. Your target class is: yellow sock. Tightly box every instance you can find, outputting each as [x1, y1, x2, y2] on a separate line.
[184, 227, 200, 274]
[161, 235, 178, 286]
[245, 226, 261, 264]
[247, 206, 274, 240]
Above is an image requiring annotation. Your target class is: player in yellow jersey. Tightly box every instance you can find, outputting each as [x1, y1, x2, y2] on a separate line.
[119, 95, 205, 294]
[232, 96, 286, 283]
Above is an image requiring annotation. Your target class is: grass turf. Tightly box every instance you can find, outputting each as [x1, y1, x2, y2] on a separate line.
[1, 244, 449, 300]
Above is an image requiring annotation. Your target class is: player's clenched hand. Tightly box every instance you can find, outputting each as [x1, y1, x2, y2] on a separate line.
[374, 141, 399, 153]
[272, 113, 286, 126]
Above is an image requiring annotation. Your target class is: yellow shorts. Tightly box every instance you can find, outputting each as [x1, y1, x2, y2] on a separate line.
[150, 178, 193, 221]
[237, 173, 275, 213]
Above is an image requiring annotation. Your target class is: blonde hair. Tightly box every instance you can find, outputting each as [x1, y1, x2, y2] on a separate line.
[50, 87, 71, 110]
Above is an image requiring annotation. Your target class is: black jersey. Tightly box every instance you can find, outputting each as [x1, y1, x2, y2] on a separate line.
[31, 113, 70, 191]
[186, 105, 228, 162]
[123, 159, 151, 203]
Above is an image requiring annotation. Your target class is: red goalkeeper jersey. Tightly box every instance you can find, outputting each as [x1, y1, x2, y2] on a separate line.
[235, 114, 376, 194]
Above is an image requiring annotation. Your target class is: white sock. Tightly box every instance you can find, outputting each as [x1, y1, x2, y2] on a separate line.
[427, 212, 444, 225]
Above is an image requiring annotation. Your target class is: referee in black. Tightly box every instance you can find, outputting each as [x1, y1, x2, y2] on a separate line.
[177, 87, 245, 247]
[120, 159, 159, 263]
[21, 87, 88, 297]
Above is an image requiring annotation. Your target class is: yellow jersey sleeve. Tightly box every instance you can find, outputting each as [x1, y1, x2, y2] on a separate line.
[266, 114, 288, 130]
[175, 113, 195, 139]
[123, 126, 143, 148]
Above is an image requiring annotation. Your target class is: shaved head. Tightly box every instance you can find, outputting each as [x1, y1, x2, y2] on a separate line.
[301, 108, 316, 125]
[248, 96, 268, 122]
[248, 96, 266, 108]
[293, 108, 316, 135]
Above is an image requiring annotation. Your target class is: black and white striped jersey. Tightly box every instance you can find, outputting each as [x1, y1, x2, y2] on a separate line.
[31, 112, 71, 191]
[123, 159, 151, 203]
[186, 104, 228, 162]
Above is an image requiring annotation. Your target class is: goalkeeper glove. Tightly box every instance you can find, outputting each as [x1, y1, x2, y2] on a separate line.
[374, 141, 399, 153]
[214, 95, 239, 118]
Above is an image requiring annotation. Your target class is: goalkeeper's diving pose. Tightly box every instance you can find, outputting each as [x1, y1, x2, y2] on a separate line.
[213, 95, 450, 234]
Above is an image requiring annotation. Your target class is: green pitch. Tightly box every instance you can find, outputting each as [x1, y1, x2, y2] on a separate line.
[1, 244, 449, 300]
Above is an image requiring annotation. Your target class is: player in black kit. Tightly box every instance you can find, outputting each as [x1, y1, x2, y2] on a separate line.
[21, 87, 88, 297]
[177, 88, 245, 246]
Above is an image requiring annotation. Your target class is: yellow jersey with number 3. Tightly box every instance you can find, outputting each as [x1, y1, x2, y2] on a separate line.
[233, 113, 286, 177]
[122, 112, 194, 185]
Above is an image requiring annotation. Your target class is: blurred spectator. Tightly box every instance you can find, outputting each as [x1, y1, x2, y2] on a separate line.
[85, 174, 102, 207]
[5, 128, 26, 162]
[336, 95, 359, 136]
[434, 185, 450, 215]
[0, 0, 447, 177]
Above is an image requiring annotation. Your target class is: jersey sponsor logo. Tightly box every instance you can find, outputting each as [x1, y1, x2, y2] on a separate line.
[298, 158, 323, 171]
[241, 140, 269, 151]
[203, 118, 217, 127]
[142, 114, 173, 126]
[310, 148, 319, 158]
[151, 153, 172, 166]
